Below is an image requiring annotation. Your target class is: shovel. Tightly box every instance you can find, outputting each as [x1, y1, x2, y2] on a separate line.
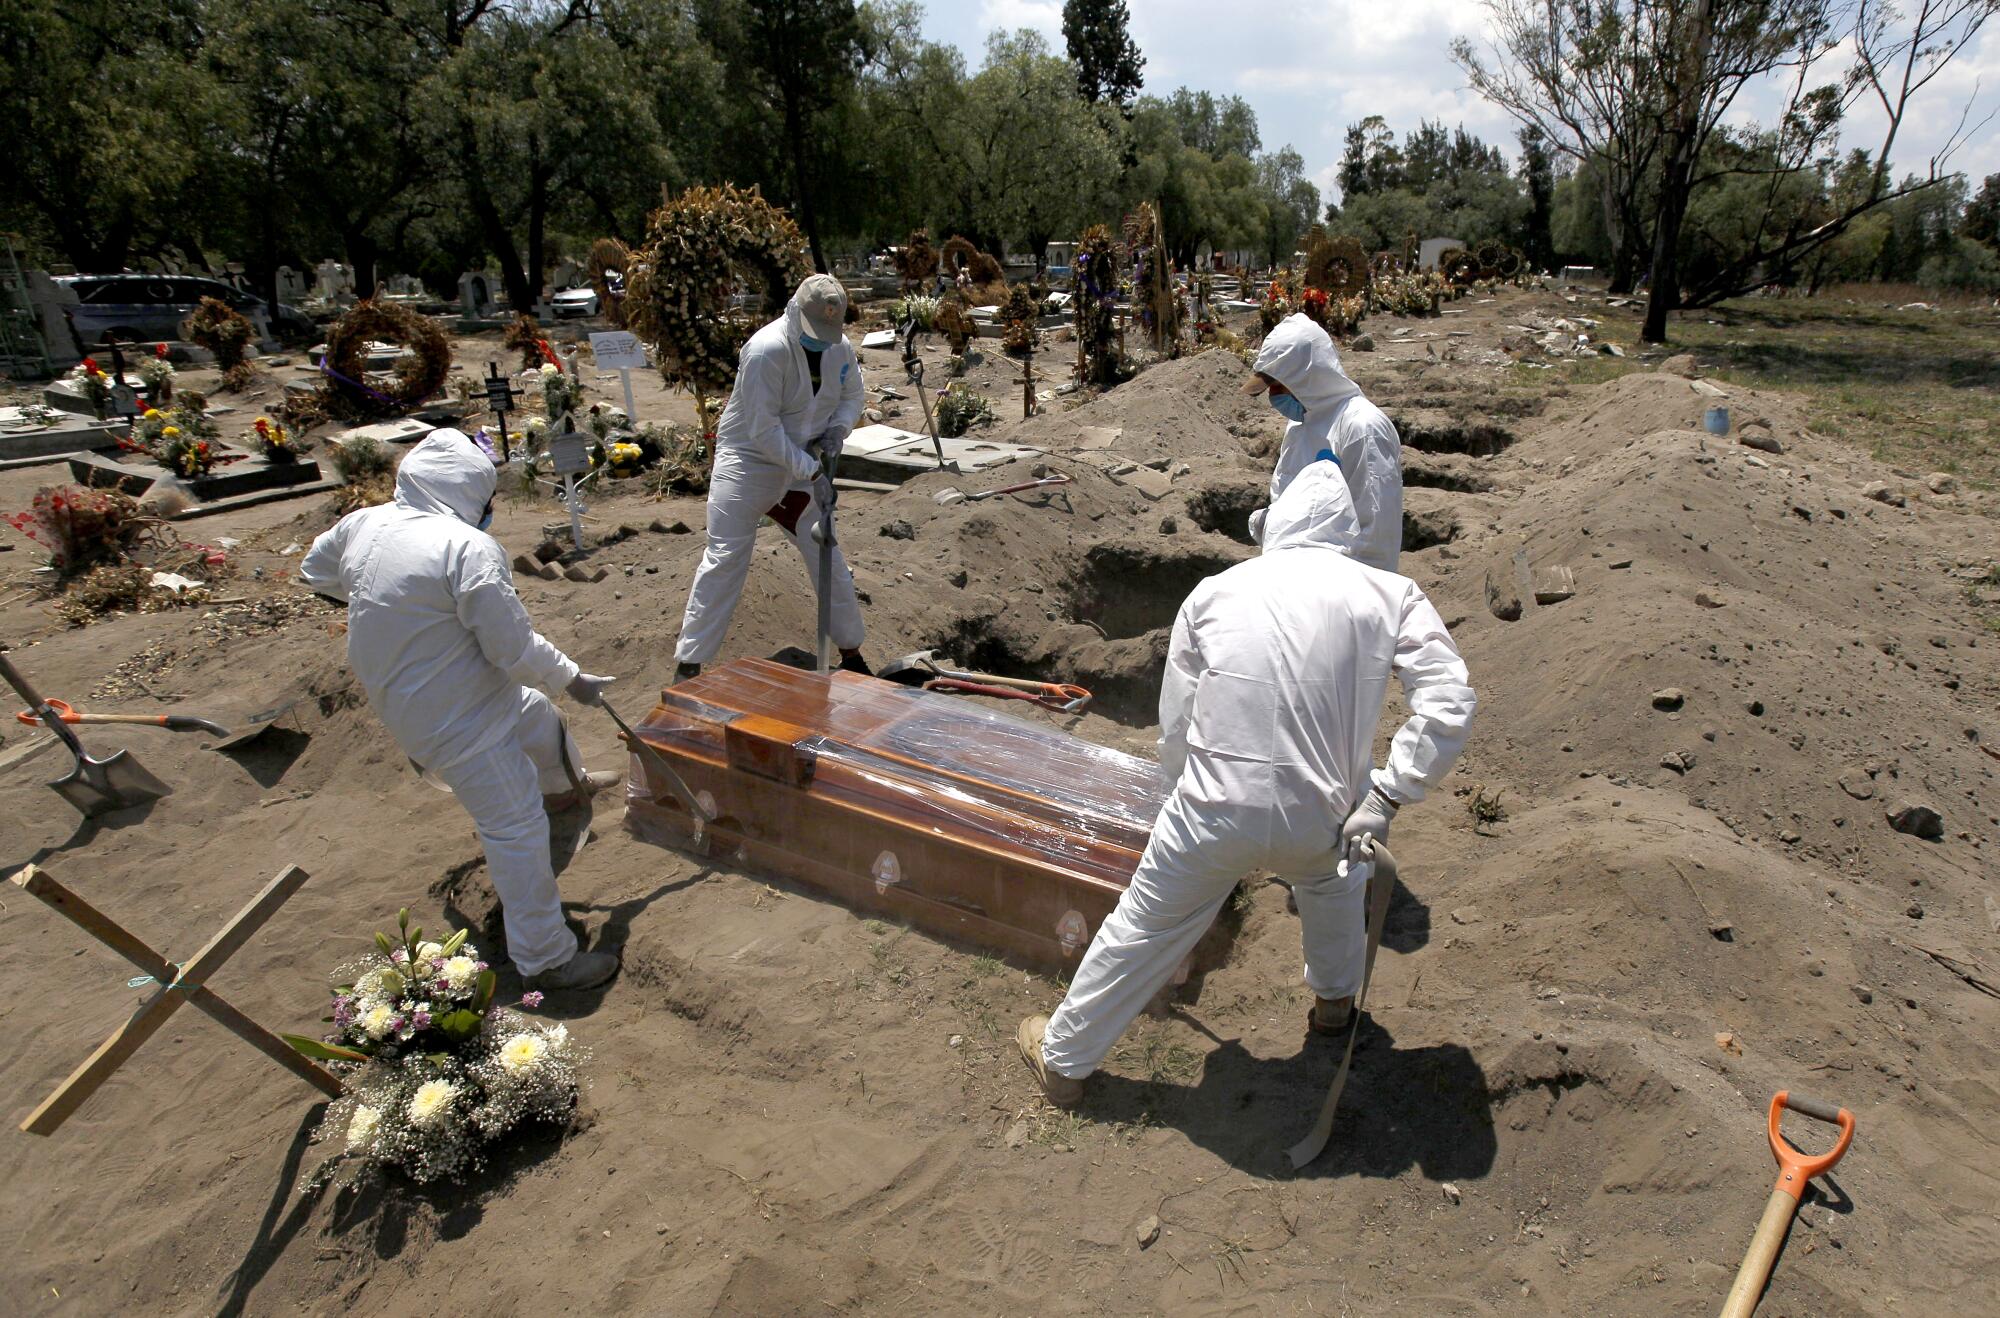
[899, 320, 960, 474]
[0, 650, 171, 818]
[597, 696, 715, 823]
[208, 699, 303, 752]
[17, 698, 229, 738]
[1286, 838, 1396, 1169]
[1719, 1091, 1856, 1318]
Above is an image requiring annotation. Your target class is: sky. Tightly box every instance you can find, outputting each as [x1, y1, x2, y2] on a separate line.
[916, 0, 2000, 208]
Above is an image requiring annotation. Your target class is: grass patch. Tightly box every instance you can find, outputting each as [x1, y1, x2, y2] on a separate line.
[1582, 295, 2000, 490]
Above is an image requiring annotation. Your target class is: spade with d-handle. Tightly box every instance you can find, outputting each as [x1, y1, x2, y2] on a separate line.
[900, 318, 958, 473]
[0, 650, 171, 818]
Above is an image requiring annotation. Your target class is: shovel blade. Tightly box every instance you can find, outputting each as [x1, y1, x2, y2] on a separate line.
[49, 748, 172, 817]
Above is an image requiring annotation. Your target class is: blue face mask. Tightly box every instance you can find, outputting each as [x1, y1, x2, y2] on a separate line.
[799, 333, 832, 352]
[477, 503, 494, 532]
[1270, 392, 1306, 423]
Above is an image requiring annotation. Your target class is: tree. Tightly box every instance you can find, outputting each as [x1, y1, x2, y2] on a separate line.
[1519, 126, 1558, 269]
[1255, 147, 1321, 266]
[1062, 0, 1144, 109]
[1964, 172, 2000, 248]
[709, 0, 871, 272]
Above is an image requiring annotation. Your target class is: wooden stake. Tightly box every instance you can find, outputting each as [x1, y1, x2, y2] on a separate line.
[12, 864, 340, 1136]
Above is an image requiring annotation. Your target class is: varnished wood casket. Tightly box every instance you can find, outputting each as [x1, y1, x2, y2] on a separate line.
[621, 658, 1172, 971]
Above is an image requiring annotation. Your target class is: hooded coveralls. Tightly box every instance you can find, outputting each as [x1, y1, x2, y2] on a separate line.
[1041, 462, 1477, 1079]
[674, 292, 867, 665]
[301, 430, 585, 976]
[1249, 313, 1405, 573]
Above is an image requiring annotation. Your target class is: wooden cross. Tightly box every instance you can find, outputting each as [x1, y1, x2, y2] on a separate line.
[11, 863, 342, 1135]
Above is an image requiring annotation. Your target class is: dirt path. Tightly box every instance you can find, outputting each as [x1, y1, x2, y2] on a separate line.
[1, 289, 1995, 1316]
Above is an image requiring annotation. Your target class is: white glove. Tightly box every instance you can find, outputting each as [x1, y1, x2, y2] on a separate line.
[819, 423, 852, 461]
[785, 440, 820, 485]
[566, 672, 616, 707]
[811, 470, 837, 511]
[1247, 506, 1268, 545]
[1341, 785, 1398, 867]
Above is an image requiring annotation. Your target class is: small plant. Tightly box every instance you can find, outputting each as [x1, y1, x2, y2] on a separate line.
[1468, 784, 1508, 835]
[539, 362, 583, 426]
[503, 313, 546, 372]
[945, 352, 969, 378]
[585, 403, 629, 440]
[182, 296, 255, 375]
[892, 294, 941, 331]
[935, 382, 995, 438]
[329, 434, 397, 511]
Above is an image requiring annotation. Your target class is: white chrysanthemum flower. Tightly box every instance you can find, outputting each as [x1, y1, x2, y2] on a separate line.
[441, 955, 479, 990]
[410, 959, 434, 980]
[360, 1003, 396, 1039]
[408, 1079, 457, 1125]
[346, 1104, 381, 1149]
[500, 1034, 549, 1075]
[416, 941, 444, 963]
[547, 1024, 569, 1049]
[540, 363, 558, 376]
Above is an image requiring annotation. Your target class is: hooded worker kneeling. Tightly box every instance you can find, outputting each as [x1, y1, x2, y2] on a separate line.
[301, 430, 623, 993]
[1017, 460, 1476, 1107]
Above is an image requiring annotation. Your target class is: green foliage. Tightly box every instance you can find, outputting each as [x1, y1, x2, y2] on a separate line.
[1062, 0, 1144, 108]
[1327, 116, 1527, 255]
[935, 383, 996, 437]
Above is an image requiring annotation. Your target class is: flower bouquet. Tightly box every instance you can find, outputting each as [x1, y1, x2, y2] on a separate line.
[540, 362, 582, 427]
[286, 909, 587, 1189]
[252, 415, 299, 462]
[605, 440, 644, 475]
[137, 343, 176, 404]
[70, 358, 113, 417]
[160, 425, 216, 479]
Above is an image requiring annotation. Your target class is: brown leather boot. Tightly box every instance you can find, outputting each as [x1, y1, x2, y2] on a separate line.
[1308, 995, 1355, 1036]
[1016, 1015, 1084, 1108]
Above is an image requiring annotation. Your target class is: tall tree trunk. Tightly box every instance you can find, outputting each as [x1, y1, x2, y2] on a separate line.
[343, 228, 380, 302]
[1642, 0, 1715, 344]
[460, 123, 534, 309]
[527, 160, 550, 308]
[783, 89, 826, 272]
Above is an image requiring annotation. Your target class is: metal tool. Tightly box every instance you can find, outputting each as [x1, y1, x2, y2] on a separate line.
[878, 650, 1092, 713]
[207, 698, 304, 752]
[1287, 838, 1396, 1169]
[0, 650, 171, 818]
[813, 446, 839, 671]
[18, 698, 229, 738]
[935, 474, 1072, 506]
[597, 696, 714, 823]
[899, 319, 959, 473]
[1719, 1091, 1856, 1318]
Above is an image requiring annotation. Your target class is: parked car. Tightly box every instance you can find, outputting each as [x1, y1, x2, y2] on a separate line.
[551, 286, 601, 319]
[53, 273, 315, 347]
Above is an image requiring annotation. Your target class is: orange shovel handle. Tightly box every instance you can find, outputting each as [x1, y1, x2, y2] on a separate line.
[17, 698, 78, 726]
[1767, 1090, 1855, 1201]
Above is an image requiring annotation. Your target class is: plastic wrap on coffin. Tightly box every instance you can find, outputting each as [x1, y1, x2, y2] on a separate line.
[622, 658, 1173, 971]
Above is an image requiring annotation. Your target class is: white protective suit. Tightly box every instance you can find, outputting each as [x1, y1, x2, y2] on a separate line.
[300, 430, 585, 976]
[1041, 461, 1476, 1079]
[1247, 313, 1404, 573]
[674, 290, 867, 665]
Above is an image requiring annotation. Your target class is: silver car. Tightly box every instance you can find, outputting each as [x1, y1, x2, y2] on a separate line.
[54, 273, 315, 347]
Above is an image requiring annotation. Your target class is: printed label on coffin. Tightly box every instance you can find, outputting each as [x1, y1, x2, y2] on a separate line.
[622, 658, 1238, 974]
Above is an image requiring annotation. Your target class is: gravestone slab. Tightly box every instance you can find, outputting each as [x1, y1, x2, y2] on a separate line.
[69, 444, 327, 506]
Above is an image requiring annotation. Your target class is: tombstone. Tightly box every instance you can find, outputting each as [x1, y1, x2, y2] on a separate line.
[1418, 237, 1466, 273]
[387, 273, 423, 297]
[314, 260, 353, 300]
[275, 266, 308, 303]
[459, 271, 497, 320]
[24, 270, 84, 369]
[550, 259, 583, 290]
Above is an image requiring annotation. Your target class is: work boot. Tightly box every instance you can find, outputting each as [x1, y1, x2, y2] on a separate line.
[1016, 1015, 1083, 1108]
[1308, 995, 1355, 1036]
[672, 661, 701, 685]
[524, 948, 620, 992]
[542, 768, 625, 812]
[838, 649, 872, 676]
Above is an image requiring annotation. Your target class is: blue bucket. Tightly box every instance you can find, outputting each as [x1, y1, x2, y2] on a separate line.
[1704, 406, 1730, 436]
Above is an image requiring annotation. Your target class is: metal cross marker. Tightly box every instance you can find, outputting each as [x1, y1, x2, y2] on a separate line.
[547, 412, 593, 552]
[484, 360, 522, 463]
[11, 863, 341, 1135]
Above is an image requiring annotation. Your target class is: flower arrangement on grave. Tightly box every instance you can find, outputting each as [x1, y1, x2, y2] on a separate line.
[182, 296, 257, 390]
[935, 382, 996, 438]
[891, 294, 940, 331]
[605, 441, 645, 475]
[1123, 204, 1183, 358]
[624, 184, 811, 430]
[5, 484, 153, 576]
[503, 313, 545, 372]
[315, 298, 453, 421]
[1073, 224, 1125, 386]
[539, 362, 583, 424]
[892, 229, 938, 291]
[70, 357, 113, 417]
[160, 425, 216, 479]
[252, 416, 299, 461]
[1000, 283, 1038, 357]
[136, 342, 176, 404]
[1259, 276, 1295, 334]
[285, 909, 588, 1190]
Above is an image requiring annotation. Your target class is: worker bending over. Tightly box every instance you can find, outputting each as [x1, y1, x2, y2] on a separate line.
[673, 273, 870, 682]
[1242, 312, 1404, 572]
[1018, 461, 1475, 1106]
[302, 430, 622, 992]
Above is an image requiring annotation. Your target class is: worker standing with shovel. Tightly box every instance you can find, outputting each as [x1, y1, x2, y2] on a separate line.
[673, 274, 872, 683]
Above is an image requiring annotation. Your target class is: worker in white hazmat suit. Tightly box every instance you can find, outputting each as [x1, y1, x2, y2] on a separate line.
[1242, 312, 1404, 573]
[1017, 460, 1475, 1106]
[673, 273, 869, 681]
[300, 430, 622, 991]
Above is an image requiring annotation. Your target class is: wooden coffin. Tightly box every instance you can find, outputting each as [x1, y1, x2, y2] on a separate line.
[621, 658, 1171, 971]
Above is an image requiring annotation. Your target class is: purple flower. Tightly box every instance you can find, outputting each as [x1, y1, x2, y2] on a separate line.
[412, 1009, 432, 1030]
[476, 961, 490, 972]
[521, 991, 544, 1008]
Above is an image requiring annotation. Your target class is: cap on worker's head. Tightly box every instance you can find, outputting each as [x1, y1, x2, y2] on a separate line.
[795, 273, 847, 344]
[1242, 371, 1275, 396]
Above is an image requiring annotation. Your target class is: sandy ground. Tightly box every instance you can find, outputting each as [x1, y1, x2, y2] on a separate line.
[1, 289, 1996, 1316]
